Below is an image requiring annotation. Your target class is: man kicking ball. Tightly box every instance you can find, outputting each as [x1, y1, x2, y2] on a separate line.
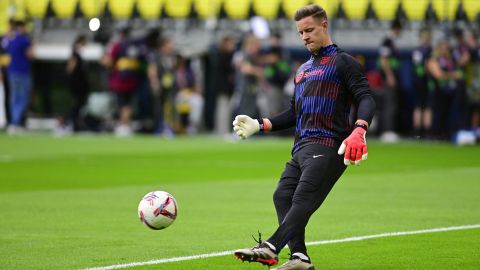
[232, 4, 376, 270]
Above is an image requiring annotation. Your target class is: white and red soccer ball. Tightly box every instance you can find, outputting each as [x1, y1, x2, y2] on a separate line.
[138, 191, 178, 230]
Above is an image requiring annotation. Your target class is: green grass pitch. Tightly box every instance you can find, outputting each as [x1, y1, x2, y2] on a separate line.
[0, 134, 479, 269]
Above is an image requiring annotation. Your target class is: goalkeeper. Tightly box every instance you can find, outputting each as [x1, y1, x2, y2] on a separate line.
[233, 4, 376, 270]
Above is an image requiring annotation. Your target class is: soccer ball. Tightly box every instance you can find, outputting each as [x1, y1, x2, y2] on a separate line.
[138, 191, 178, 230]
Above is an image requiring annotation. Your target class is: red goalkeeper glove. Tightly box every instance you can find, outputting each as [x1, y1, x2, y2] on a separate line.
[338, 126, 368, 166]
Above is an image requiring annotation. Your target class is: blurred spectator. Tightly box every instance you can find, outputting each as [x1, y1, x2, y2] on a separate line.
[411, 28, 433, 138]
[465, 31, 480, 134]
[55, 34, 89, 135]
[232, 35, 263, 118]
[378, 19, 403, 142]
[261, 45, 290, 117]
[101, 27, 140, 137]
[426, 39, 462, 140]
[0, 64, 5, 129]
[5, 20, 33, 135]
[451, 28, 471, 131]
[147, 37, 176, 136]
[213, 36, 236, 137]
[0, 19, 15, 127]
[174, 55, 203, 134]
[137, 28, 162, 131]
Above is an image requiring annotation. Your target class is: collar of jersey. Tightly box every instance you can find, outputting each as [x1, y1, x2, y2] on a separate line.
[312, 44, 338, 58]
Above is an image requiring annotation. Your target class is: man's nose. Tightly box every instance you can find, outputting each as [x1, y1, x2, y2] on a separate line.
[302, 33, 309, 41]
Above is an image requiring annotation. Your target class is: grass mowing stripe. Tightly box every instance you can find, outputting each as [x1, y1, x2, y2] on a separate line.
[83, 224, 480, 270]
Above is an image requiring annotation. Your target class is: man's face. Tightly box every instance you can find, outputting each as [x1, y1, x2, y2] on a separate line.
[296, 16, 328, 54]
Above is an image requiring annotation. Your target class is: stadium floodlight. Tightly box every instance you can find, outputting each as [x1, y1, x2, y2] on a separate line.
[89, 17, 101, 32]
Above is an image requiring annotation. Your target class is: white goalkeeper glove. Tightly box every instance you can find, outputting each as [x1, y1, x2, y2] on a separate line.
[232, 115, 260, 139]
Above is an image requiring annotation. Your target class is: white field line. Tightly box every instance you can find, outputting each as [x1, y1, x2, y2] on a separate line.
[84, 224, 480, 270]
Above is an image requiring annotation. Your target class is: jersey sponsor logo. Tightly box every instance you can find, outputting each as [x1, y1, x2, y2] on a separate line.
[305, 68, 324, 78]
[295, 68, 325, 84]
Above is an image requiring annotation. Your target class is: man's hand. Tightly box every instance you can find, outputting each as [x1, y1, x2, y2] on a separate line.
[233, 115, 259, 139]
[338, 127, 368, 165]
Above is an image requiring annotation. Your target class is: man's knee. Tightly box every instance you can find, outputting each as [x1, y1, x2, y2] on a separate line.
[273, 187, 292, 207]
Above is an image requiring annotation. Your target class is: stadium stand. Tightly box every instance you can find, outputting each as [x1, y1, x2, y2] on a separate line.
[2, 0, 480, 59]
[51, 0, 77, 19]
[193, 0, 221, 19]
[223, 0, 250, 20]
[108, 0, 135, 19]
[79, 0, 106, 18]
[2, 0, 480, 139]
[312, 0, 337, 19]
[136, 0, 162, 20]
[342, 0, 369, 20]
[400, 0, 429, 21]
[4, 0, 480, 23]
[25, 0, 49, 19]
[431, 0, 459, 20]
[463, 0, 480, 22]
[282, 0, 309, 19]
[372, 0, 398, 21]
[0, 1, 9, 34]
[252, 0, 280, 20]
[165, 0, 192, 18]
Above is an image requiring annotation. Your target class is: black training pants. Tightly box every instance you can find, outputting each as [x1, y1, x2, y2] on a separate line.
[267, 144, 347, 256]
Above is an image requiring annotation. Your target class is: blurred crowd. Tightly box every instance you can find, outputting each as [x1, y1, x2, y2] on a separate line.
[372, 20, 480, 143]
[0, 21, 294, 139]
[1, 19, 479, 144]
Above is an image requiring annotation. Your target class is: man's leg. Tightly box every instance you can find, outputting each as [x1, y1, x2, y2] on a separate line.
[234, 159, 301, 266]
[8, 74, 23, 126]
[273, 159, 307, 255]
[267, 145, 346, 253]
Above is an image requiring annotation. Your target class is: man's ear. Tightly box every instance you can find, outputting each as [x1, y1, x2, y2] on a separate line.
[322, 20, 328, 29]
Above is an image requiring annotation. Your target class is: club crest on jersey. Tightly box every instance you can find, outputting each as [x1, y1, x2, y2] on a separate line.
[320, 56, 331, 65]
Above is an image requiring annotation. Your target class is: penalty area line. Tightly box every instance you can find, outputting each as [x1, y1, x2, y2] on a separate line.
[84, 224, 480, 270]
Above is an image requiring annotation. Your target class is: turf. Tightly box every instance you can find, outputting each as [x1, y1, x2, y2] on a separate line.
[0, 134, 479, 270]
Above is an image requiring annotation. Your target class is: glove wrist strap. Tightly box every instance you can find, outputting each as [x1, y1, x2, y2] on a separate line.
[354, 121, 368, 131]
[257, 118, 268, 132]
[257, 119, 264, 132]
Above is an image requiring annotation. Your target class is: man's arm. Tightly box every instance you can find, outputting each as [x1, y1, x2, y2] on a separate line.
[233, 97, 296, 139]
[338, 53, 376, 125]
[268, 97, 296, 131]
[337, 53, 376, 165]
